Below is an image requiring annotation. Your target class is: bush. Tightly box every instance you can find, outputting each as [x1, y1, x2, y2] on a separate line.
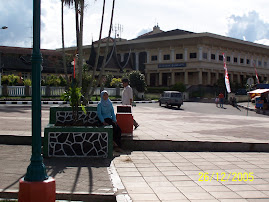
[59, 75, 67, 86]
[46, 75, 61, 86]
[8, 74, 20, 86]
[104, 73, 114, 87]
[146, 87, 170, 94]
[129, 71, 146, 92]
[110, 78, 122, 87]
[1, 75, 9, 85]
[171, 82, 186, 92]
[23, 79, 32, 86]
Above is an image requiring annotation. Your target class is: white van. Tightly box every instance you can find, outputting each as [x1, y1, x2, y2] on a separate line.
[159, 91, 183, 108]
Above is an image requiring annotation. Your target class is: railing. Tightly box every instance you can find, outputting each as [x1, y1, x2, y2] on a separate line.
[0, 86, 123, 97]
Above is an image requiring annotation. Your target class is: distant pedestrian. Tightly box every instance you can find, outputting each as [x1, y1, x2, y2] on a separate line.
[218, 92, 224, 108]
[215, 97, 219, 107]
[122, 78, 139, 129]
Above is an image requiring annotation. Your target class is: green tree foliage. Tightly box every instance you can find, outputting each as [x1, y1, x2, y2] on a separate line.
[23, 79, 32, 86]
[46, 75, 61, 86]
[61, 85, 86, 122]
[110, 78, 122, 87]
[129, 71, 146, 92]
[104, 73, 114, 87]
[171, 82, 186, 92]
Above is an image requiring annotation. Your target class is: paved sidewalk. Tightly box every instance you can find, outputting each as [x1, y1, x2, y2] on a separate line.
[0, 102, 269, 201]
[113, 151, 269, 202]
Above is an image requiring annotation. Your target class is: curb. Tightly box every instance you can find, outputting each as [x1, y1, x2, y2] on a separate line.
[121, 139, 269, 152]
[0, 100, 158, 105]
[0, 189, 116, 202]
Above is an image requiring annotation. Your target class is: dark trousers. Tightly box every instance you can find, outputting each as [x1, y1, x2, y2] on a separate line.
[104, 118, 122, 147]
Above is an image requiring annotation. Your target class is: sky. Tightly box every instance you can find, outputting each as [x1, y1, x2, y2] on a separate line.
[1, 0, 269, 50]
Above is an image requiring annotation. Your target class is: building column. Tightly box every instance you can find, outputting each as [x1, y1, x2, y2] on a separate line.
[184, 71, 188, 85]
[216, 51, 219, 62]
[159, 50, 162, 63]
[256, 57, 259, 67]
[208, 49, 211, 62]
[199, 46, 203, 61]
[171, 72, 175, 85]
[244, 55, 247, 66]
[262, 58, 264, 68]
[237, 74, 240, 84]
[184, 48, 188, 61]
[135, 52, 139, 71]
[159, 72, 162, 86]
[267, 59, 269, 68]
[216, 72, 219, 81]
[146, 51, 150, 64]
[146, 72, 150, 86]
[120, 53, 124, 62]
[251, 56, 254, 67]
[171, 49, 175, 62]
[237, 54, 240, 65]
[231, 53, 234, 64]
[198, 70, 202, 85]
[207, 71, 211, 85]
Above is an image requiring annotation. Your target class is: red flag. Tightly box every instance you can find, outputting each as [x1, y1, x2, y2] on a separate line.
[222, 53, 231, 93]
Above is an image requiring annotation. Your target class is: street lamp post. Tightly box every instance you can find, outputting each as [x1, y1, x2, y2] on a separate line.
[18, 1, 55, 201]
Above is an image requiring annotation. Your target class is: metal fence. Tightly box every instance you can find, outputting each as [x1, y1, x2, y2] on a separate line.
[0, 86, 122, 97]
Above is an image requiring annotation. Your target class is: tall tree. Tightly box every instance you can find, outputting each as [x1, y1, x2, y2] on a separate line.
[61, 0, 70, 87]
[62, 0, 84, 87]
[87, 0, 116, 99]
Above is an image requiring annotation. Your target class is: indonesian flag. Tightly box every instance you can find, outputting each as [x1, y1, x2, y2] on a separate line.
[222, 53, 231, 93]
[253, 62, 260, 84]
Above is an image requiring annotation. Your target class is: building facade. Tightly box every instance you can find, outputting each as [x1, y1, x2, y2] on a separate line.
[72, 26, 269, 89]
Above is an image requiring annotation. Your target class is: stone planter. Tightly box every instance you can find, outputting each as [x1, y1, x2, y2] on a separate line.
[44, 106, 113, 158]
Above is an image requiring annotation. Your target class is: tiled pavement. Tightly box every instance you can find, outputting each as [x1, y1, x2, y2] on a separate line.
[1, 102, 269, 201]
[113, 151, 269, 202]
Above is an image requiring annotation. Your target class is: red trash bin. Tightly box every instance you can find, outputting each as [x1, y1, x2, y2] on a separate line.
[116, 106, 133, 133]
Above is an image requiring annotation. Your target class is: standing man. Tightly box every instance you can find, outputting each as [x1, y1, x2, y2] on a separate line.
[122, 78, 139, 129]
[218, 92, 224, 108]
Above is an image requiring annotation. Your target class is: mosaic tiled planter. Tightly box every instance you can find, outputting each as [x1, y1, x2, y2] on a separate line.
[43, 106, 113, 158]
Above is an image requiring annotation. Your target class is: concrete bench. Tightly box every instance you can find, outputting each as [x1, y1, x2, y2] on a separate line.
[44, 106, 113, 158]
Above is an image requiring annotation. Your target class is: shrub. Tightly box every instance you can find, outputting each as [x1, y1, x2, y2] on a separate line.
[110, 78, 122, 87]
[129, 71, 146, 92]
[171, 82, 186, 92]
[23, 79, 32, 86]
[1, 75, 9, 85]
[104, 73, 114, 87]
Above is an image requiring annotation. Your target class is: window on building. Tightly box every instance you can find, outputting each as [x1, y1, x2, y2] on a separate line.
[234, 57, 238, 63]
[203, 53, 207, 59]
[219, 55, 223, 61]
[211, 54, 215, 60]
[240, 58, 244, 64]
[264, 62, 267, 67]
[163, 54, 170, 60]
[258, 61, 262, 66]
[227, 56, 231, 62]
[247, 59, 250, 64]
[190, 53, 197, 59]
[176, 53, 183, 59]
[151, 55, 157, 61]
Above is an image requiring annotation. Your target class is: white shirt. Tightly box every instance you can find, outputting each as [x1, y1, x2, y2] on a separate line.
[122, 85, 133, 105]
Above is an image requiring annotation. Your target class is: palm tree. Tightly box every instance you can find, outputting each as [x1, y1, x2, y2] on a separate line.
[87, 0, 116, 99]
[61, 0, 70, 87]
[62, 0, 84, 87]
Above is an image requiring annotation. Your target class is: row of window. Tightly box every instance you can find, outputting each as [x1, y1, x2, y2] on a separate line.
[151, 52, 267, 67]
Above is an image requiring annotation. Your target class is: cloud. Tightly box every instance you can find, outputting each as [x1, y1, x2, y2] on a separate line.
[0, 0, 33, 47]
[254, 39, 269, 46]
[227, 11, 269, 42]
[136, 28, 152, 38]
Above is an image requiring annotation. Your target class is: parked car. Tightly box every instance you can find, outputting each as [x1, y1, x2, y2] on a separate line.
[159, 91, 183, 108]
